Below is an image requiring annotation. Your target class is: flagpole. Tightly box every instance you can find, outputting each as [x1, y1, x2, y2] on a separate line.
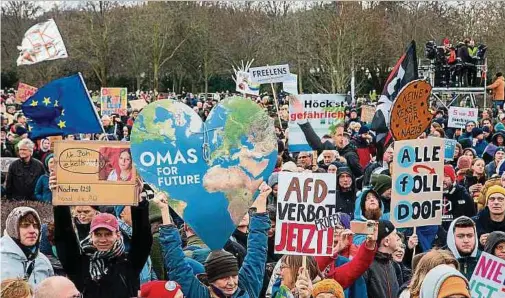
[78, 72, 106, 136]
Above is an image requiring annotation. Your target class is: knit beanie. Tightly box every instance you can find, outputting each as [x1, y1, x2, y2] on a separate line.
[370, 174, 392, 196]
[6, 207, 41, 240]
[495, 147, 505, 158]
[205, 250, 239, 283]
[458, 138, 472, 149]
[485, 185, 505, 205]
[44, 153, 54, 172]
[312, 279, 344, 298]
[358, 126, 370, 135]
[472, 127, 483, 138]
[140, 281, 182, 298]
[495, 122, 505, 132]
[268, 172, 279, 188]
[483, 126, 491, 133]
[444, 165, 456, 183]
[456, 156, 472, 170]
[377, 220, 395, 245]
[437, 276, 471, 298]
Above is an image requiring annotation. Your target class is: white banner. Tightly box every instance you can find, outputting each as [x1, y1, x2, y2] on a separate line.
[17, 19, 68, 66]
[448, 107, 478, 129]
[249, 64, 291, 84]
[275, 172, 336, 256]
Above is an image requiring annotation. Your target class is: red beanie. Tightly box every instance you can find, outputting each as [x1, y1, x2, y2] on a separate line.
[444, 165, 456, 183]
[140, 281, 182, 298]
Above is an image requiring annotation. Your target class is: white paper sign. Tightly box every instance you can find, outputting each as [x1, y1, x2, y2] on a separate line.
[275, 172, 336, 256]
[17, 19, 68, 66]
[249, 64, 291, 84]
[448, 107, 478, 129]
[235, 71, 260, 96]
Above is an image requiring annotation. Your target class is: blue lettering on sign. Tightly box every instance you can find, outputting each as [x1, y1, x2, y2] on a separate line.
[395, 173, 413, 195]
[394, 200, 413, 223]
[398, 145, 416, 168]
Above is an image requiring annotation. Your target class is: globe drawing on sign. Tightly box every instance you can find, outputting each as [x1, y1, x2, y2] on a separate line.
[130, 97, 278, 249]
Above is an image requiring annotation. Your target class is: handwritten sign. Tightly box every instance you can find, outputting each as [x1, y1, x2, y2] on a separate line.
[100, 87, 127, 116]
[288, 94, 346, 152]
[16, 82, 38, 103]
[390, 80, 433, 141]
[448, 107, 479, 129]
[53, 141, 137, 206]
[129, 99, 148, 111]
[275, 172, 336, 256]
[360, 105, 376, 124]
[391, 138, 444, 227]
[1, 158, 17, 172]
[249, 64, 291, 84]
[470, 252, 505, 298]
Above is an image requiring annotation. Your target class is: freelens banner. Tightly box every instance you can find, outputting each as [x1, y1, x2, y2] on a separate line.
[275, 172, 337, 256]
[288, 94, 346, 152]
[391, 138, 444, 228]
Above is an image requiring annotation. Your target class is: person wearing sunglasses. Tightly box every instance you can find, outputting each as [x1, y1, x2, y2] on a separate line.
[33, 276, 81, 298]
[0, 207, 53, 287]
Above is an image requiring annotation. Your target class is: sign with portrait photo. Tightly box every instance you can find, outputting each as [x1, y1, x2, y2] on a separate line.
[52, 140, 137, 205]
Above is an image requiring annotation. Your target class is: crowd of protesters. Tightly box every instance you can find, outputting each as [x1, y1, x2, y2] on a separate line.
[0, 70, 504, 298]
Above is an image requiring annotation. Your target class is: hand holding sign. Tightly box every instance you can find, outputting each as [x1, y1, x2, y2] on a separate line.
[335, 229, 354, 255]
[408, 233, 419, 249]
[295, 267, 313, 298]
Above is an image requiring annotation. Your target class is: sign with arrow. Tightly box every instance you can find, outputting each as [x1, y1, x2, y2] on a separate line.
[391, 138, 444, 228]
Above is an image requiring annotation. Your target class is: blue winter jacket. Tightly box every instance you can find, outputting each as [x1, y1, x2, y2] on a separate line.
[34, 175, 52, 203]
[159, 213, 269, 298]
[473, 139, 488, 158]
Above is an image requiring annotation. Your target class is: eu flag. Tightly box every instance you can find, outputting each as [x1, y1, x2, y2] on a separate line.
[22, 73, 103, 139]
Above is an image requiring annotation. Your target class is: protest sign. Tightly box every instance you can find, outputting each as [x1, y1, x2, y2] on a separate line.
[48, 136, 62, 151]
[130, 97, 277, 249]
[469, 252, 505, 298]
[283, 74, 298, 95]
[129, 99, 148, 111]
[360, 105, 376, 124]
[52, 141, 137, 206]
[235, 71, 260, 96]
[1, 158, 17, 173]
[448, 106, 478, 129]
[15, 82, 38, 103]
[275, 172, 337, 256]
[390, 80, 433, 141]
[444, 139, 458, 161]
[288, 94, 346, 152]
[100, 87, 127, 116]
[249, 64, 291, 84]
[17, 19, 68, 66]
[391, 138, 444, 227]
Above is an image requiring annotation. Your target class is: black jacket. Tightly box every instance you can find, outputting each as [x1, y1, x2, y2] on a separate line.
[54, 200, 153, 298]
[299, 122, 362, 178]
[364, 251, 399, 298]
[5, 157, 45, 201]
[442, 184, 476, 230]
[473, 207, 505, 241]
[335, 167, 357, 218]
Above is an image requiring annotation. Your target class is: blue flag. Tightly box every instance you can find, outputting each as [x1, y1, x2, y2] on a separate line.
[22, 73, 103, 139]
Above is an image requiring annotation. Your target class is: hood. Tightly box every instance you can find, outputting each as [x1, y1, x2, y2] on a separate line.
[354, 186, 383, 221]
[446, 216, 479, 259]
[336, 166, 355, 193]
[0, 234, 30, 261]
[484, 231, 505, 255]
[419, 264, 469, 298]
[492, 131, 505, 146]
[268, 172, 279, 188]
[5, 207, 41, 242]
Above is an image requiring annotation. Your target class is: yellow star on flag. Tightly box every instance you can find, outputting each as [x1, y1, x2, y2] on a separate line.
[30, 100, 38, 107]
[54, 100, 59, 107]
[43, 97, 51, 106]
[57, 120, 66, 129]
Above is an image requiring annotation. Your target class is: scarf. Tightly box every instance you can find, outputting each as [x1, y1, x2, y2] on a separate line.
[80, 235, 125, 281]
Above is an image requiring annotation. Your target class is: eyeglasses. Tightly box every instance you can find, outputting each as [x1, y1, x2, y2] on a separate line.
[488, 196, 505, 203]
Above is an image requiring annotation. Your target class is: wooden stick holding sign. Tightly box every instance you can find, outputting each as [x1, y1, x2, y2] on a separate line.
[302, 255, 307, 269]
[271, 82, 284, 132]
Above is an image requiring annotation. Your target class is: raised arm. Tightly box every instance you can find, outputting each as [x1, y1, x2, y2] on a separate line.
[129, 199, 153, 275]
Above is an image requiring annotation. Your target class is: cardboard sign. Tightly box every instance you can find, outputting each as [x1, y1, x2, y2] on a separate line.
[235, 71, 260, 96]
[275, 172, 337, 256]
[129, 99, 148, 111]
[1, 158, 17, 172]
[130, 97, 278, 249]
[249, 64, 291, 84]
[288, 94, 346, 152]
[391, 138, 444, 227]
[360, 105, 376, 123]
[390, 80, 433, 141]
[448, 107, 479, 129]
[444, 139, 458, 161]
[53, 141, 137, 206]
[470, 252, 505, 297]
[100, 87, 127, 116]
[16, 82, 38, 103]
